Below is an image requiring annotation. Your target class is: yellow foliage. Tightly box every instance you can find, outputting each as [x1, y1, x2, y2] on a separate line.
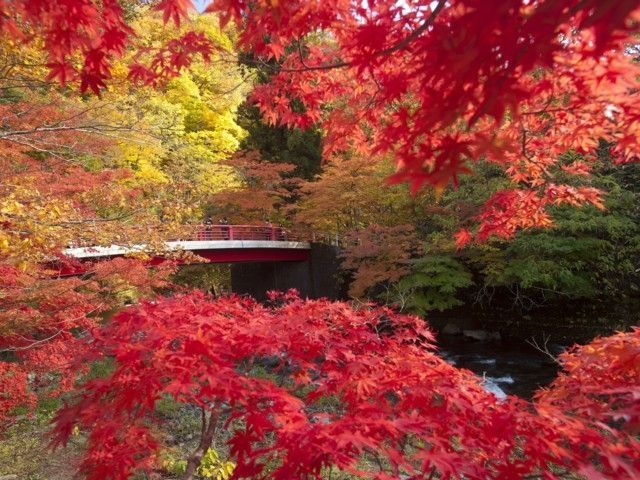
[161, 447, 235, 480]
[111, 141, 169, 185]
[296, 156, 413, 233]
[198, 448, 236, 480]
[0, 185, 76, 264]
[101, 10, 251, 198]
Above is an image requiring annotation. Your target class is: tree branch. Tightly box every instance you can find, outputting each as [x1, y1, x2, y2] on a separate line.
[181, 405, 220, 480]
[257, 0, 446, 73]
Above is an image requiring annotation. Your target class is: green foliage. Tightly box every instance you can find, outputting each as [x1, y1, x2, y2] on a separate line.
[467, 163, 640, 302]
[415, 162, 509, 237]
[162, 451, 188, 476]
[82, 358, 116, 383]
[172, 264, 231, 296]
[377, 155, 640, 321]
[396, 255, 474, 313]
[238, 103, 322, 179]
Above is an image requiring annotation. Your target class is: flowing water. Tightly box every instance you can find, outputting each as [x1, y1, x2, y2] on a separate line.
[436, 335, 560, 399]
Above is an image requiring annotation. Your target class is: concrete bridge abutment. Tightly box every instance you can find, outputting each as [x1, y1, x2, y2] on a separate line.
[230, 243, 344, 301]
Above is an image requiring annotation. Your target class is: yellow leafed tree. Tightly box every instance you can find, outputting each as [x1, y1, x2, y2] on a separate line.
[104, 12, 249, 197]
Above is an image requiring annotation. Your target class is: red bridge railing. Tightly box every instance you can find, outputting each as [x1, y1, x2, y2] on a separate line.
[190, 224, 297, 242]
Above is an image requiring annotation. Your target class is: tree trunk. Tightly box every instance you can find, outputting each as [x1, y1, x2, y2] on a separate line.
[181, 408, 218, 480]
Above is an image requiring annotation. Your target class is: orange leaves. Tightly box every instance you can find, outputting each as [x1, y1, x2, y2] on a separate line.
[545, 184, 605, 210]
[561, 161, 592, 176]
[454, 228, 473, 250]
[211, 150, 300, 223]
[341, 225, 419, 297]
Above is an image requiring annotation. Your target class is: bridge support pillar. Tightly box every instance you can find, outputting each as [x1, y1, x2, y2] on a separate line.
[230, 243, 343, 301]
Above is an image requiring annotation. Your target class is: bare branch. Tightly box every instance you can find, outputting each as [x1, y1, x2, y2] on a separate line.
[526, 334, 561, 365]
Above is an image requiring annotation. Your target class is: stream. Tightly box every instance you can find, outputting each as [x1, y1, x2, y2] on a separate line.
[436, 335, 561, 399]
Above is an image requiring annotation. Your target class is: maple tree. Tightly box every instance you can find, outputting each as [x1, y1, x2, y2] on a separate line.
[341, 224, 420, 298]
[295, 155, 414, 234]
[51, 290, 640, 480]
[294, 156, 427, 297]
[0, 81, 181, 417]
[209, 150, 301, 224]
[0, 4, 256, 428]
[0, 260, 175, 426]
[536, 327, 640, 435]
[2, 1, 638, 240]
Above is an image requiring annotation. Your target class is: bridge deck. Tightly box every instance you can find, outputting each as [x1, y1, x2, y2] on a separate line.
[65, 240, 310, 259]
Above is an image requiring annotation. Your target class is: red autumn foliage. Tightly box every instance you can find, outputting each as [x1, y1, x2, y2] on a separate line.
[3, 1, 639, 240]
[0, 362, 35, 424]
[1, 4, 639, 479]
[0, 260, 175, 425]
[203, 0, 640, 241]
[536, 327, 640, 435]
[51, 291, 639, 480]
[341, 225, 420, 297]
[210, 150, 301, 223]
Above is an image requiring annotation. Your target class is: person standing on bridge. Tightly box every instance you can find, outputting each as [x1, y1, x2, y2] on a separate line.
[219, 217, 229, 240]
[264, 220, 275, 240]
[203, 217, 213, 241]
[277, 223, 287, 241]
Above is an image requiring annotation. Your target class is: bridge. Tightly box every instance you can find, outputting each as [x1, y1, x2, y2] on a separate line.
[62, 225, 342, 300]
[64, 225, 311, 263]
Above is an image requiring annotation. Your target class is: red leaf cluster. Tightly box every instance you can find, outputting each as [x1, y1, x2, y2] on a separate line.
[205, 0, 640, 241]
[52, 291, 640, 479]
[211, 150, 300, 222]
[0, 260, 175, 424]
[537, 327, 640, 435]
[341, 225, 420, 297]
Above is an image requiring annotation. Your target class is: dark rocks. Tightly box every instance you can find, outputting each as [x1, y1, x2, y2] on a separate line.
[462, 329, 501, 341]
[442, 323, 462, 335]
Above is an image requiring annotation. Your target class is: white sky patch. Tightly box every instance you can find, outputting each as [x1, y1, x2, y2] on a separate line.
[193, 0, 211, 13]
[604, 104, 619, 121]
